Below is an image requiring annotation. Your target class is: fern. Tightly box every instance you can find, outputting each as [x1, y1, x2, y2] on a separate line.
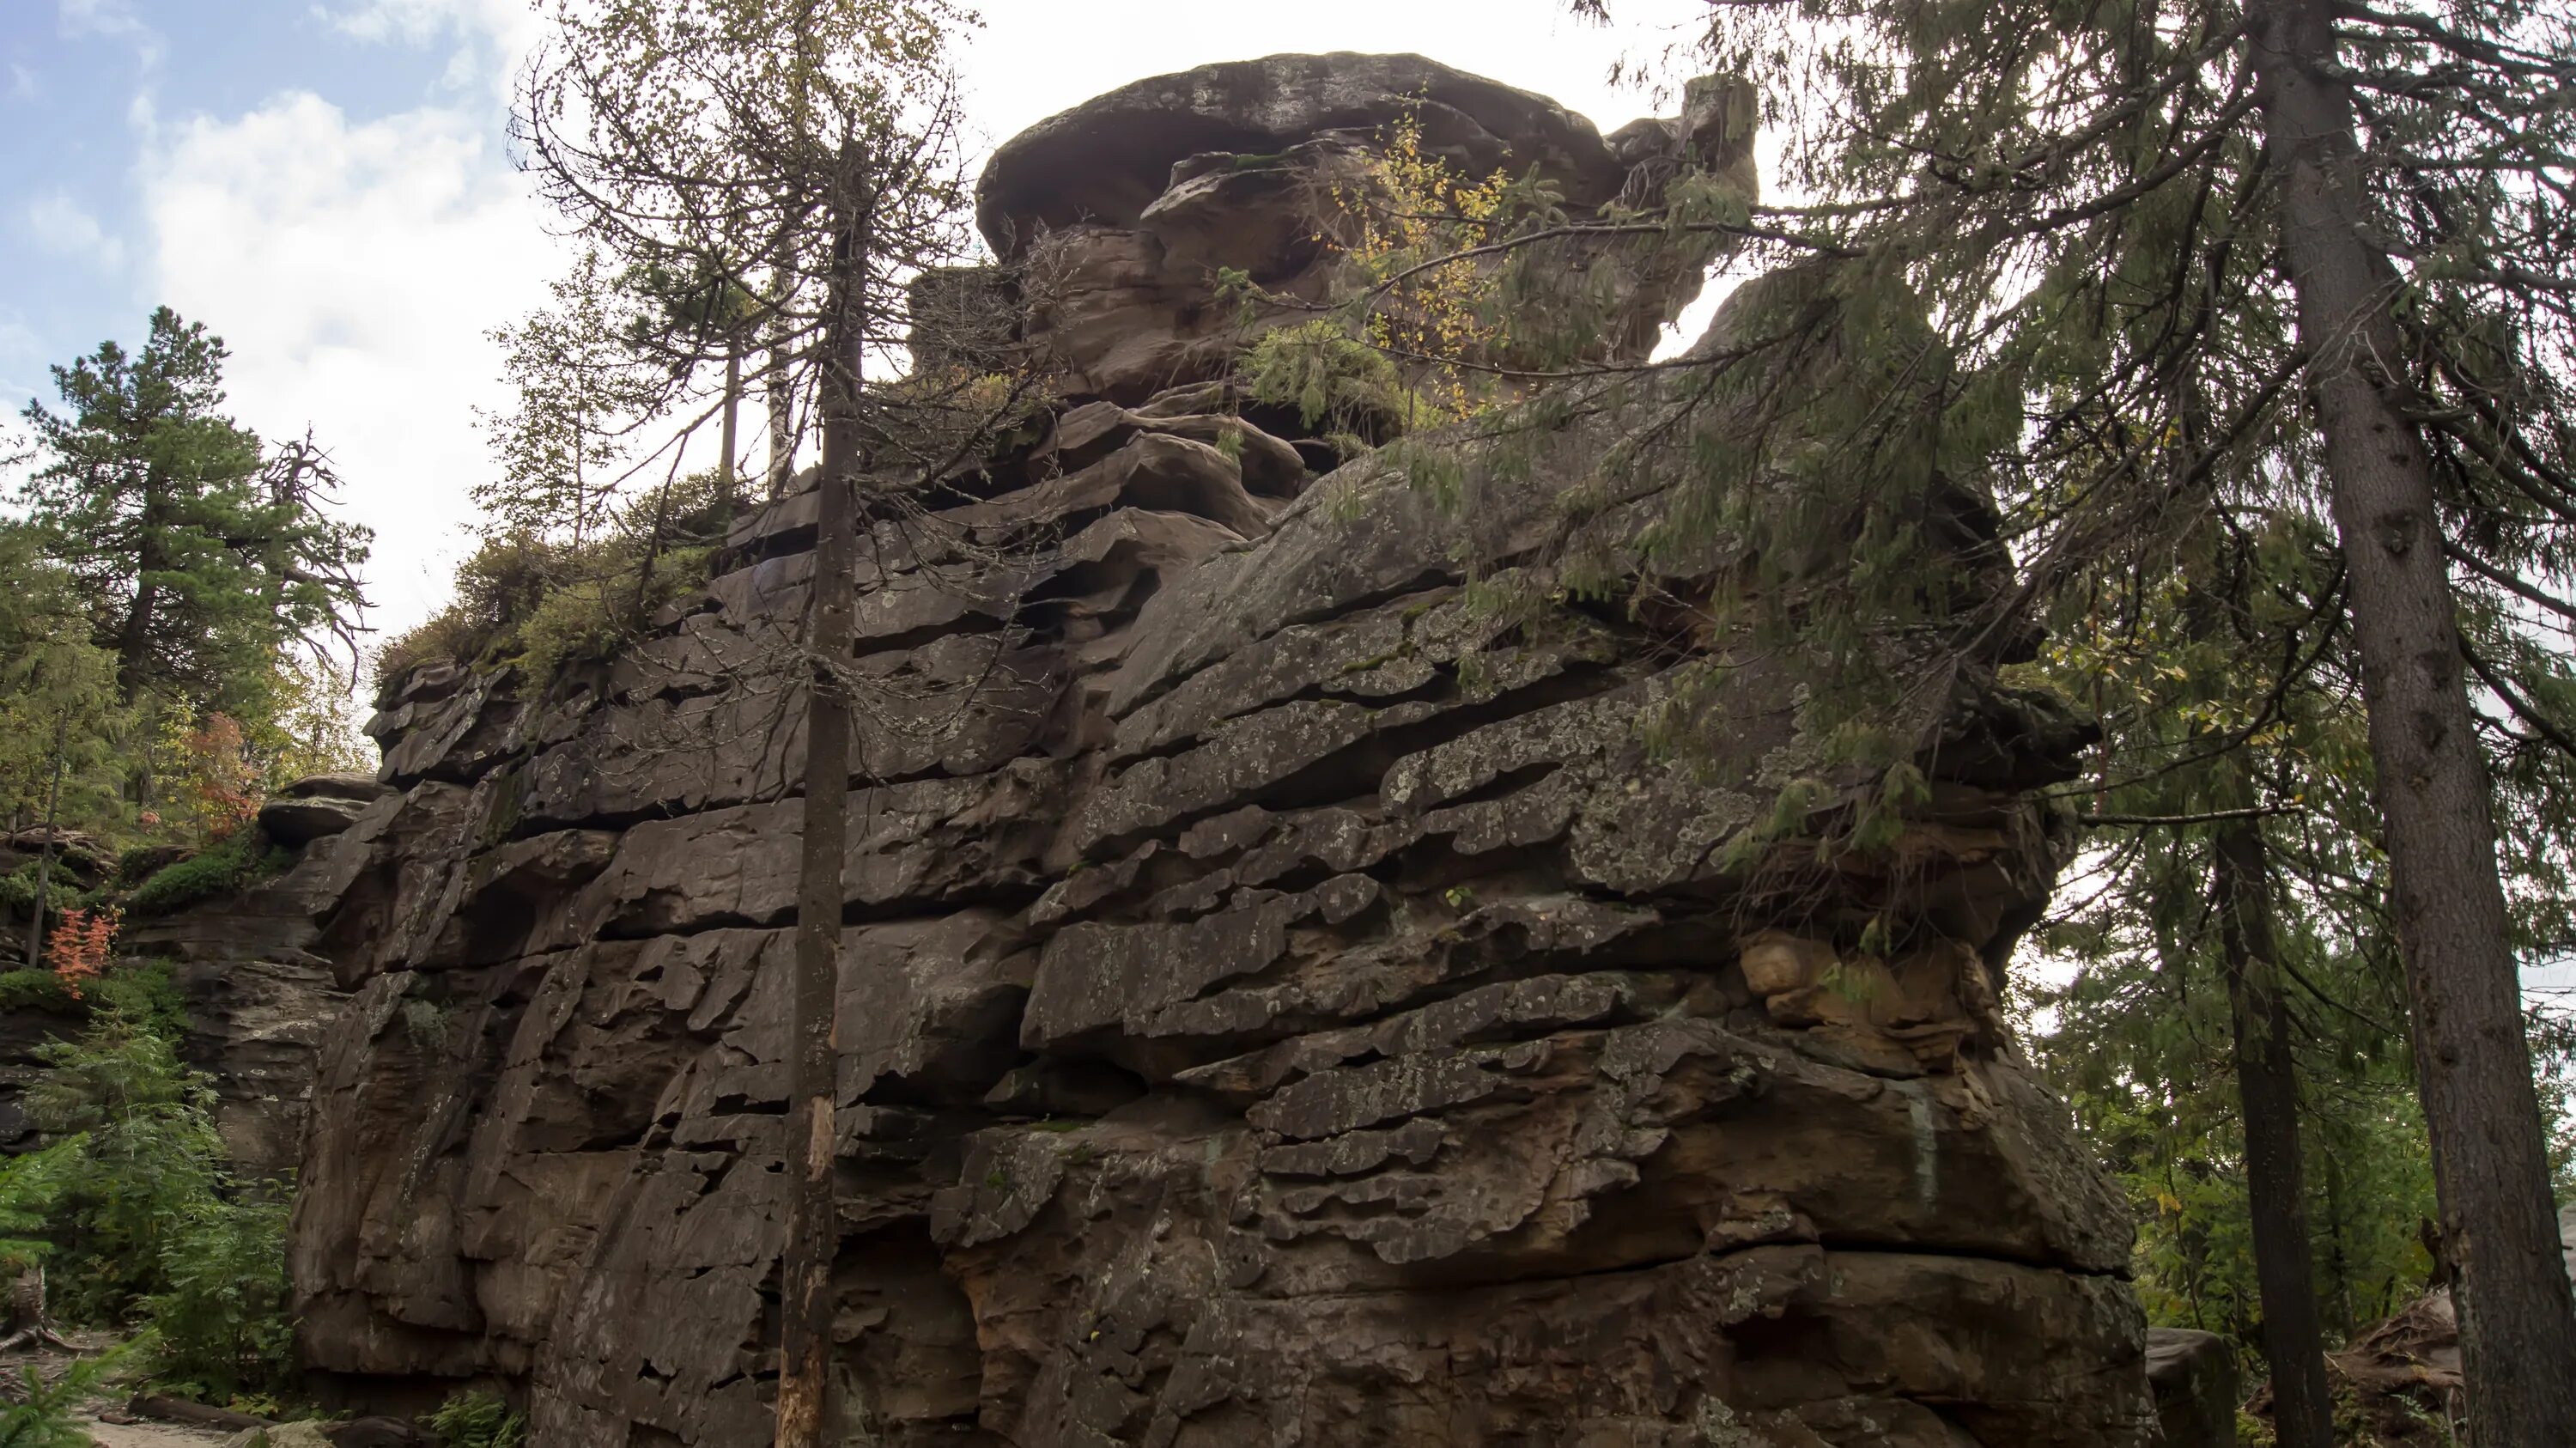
[428, 1390, 528, 1448]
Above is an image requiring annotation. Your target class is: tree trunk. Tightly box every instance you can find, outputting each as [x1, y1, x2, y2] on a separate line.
[115, 558, 161, 704]
[2251, 3, 2576, 1437]
[776, 148, 869, 1448]
[766, 338, 799, 501]
[719, 344, 744, 520]
[2212, 818, 2334, 1448]
[23, 719, 64, 970]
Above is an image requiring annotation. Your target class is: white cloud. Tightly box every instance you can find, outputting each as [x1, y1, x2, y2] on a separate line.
[57, 0, 161, 72]
[21, 191, 126, 271]
[57, 0, 142, 39]
[0, 316, 50, 411]
[9, 64, 39, 103]
[313, 0, 542, 97]
[317, 0, 532, 43]
[139, 91, 560, 647]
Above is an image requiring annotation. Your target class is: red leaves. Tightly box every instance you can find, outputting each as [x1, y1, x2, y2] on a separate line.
[179, 713, 261, 842]
[48, 906, 119, 998]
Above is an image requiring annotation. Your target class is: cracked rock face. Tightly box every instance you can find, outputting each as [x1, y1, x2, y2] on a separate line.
[271, 54, 2154, 1448]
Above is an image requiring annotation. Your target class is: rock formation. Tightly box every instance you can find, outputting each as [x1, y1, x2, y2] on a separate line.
[966, 52, 1756, 402]
[247, 53, 2162, 1447]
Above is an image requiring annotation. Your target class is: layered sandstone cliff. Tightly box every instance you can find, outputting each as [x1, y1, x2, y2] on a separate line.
[258, 54, 2159, 1447]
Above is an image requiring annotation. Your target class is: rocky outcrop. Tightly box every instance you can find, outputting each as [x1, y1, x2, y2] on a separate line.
[0, 807, 358, 1178]
[968, 52, 1756, 401]
[264, 53, 2154, 1448]
[121, 791, 379, 1183]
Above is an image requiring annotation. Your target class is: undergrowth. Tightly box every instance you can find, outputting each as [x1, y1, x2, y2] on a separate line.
[12, 989, 300, 1408]
[428, 1390, 529, 1448]
[376, 478, 730, 691]
[125, 831, 293, 917]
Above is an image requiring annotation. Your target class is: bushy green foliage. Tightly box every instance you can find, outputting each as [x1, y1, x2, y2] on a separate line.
[1236, 320, 1435, 449]
[14, 999, 299, 1402]
[124, 831, 292, 917]
[145, 1191, 295, 1402]
[428, 1390, 528, 1448]
[0, 1139, 78, 1271]
[0, 969, 81, 1017]
[87, 960, 191, 1042]
[0, 861, 84, 920]
[25, 1019, 226, 1323]
[513, 540, 715, 682]
[0, 959, 182, 1030]
[376, 480, 726, 690]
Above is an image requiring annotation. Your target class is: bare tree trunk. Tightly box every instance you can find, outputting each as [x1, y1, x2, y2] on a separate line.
[2213, 818, 2334, 1448]
[719, 344, 744, 520]
[2251, 3, 2576, 1437]
[24, 716, 65, 970]
[776, 149, 868, 1448]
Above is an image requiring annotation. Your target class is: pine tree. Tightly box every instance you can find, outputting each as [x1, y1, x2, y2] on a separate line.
[16, 308, 371, 718]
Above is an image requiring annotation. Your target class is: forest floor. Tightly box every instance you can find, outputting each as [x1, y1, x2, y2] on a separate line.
[76, 1417, 234, 1447]
[0, 1335, 234, 1446]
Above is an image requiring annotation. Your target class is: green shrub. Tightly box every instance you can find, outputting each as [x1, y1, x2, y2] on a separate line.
[428, 1390, 528, 1448]
[9, 999, 295, 1407]
[0, 959, 184, 1032]
[0, 861, 80, 918]
[125, 831, 291, 917]
[26, 1019, 225, 1323]
[145, 1191, 295, 1402]
[512, 541, 714, 683]
[87, 959, 190, 1040]
[1237, 319, 1443, 445]
[0, 967, 80, 1016]
[375, 479, 728, 691]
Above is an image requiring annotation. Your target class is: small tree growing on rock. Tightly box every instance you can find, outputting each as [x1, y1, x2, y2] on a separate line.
[514, 3, 1060, 1439]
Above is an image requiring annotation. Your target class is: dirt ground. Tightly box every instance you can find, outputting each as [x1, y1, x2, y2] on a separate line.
[74, 1415, 235, 1448]
[2, 1336, 233, 1447]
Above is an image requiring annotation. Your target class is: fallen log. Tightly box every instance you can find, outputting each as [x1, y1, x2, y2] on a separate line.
[128, 1391, 277, 1430]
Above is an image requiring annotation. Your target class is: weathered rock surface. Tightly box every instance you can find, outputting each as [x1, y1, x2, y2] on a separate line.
[262, 54, 2154, 1448]
[122, 792, 374, 1181]
[2144, 1329, 2238, 1448]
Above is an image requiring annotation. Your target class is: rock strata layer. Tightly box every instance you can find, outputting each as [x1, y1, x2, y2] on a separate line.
[265, 53, 2155, 1448]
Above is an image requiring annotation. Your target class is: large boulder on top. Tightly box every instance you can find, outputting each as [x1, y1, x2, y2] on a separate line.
[975, 52, 1631, 254]
[962, 52, 1759, 404]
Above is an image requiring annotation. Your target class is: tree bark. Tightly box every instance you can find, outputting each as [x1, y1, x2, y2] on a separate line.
[718, 344, 744, 520]
[2251, 2, 2576, 1437]
[2212, 818, 2334, 1448]
[776, 147, 868, 1448]
[23, 720, 64, 970]
[115, 529, 163, 703]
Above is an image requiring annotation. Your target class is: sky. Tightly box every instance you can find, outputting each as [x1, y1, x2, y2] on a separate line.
[0, 0, 1722, 649]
